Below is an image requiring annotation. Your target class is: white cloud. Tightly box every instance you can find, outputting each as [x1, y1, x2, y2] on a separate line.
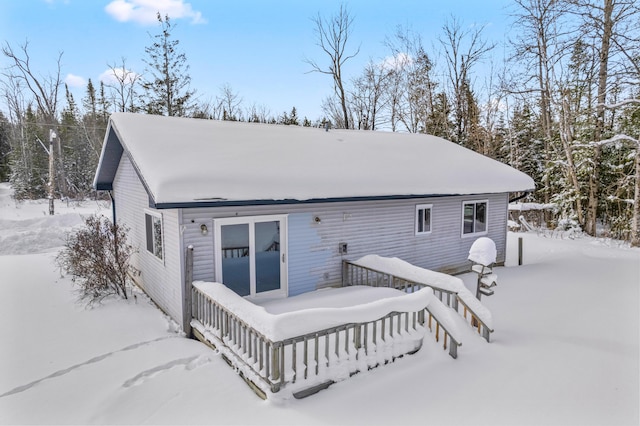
[380, 52, 413, 71]
[99, 67, 140, 86]
[105, 0, 206, 25]
[65, 73, 86, 88]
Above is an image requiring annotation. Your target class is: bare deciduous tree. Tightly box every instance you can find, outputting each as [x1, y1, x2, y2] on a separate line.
[349, 61, 390, 130]
[2, 40, 62, 124]
[305, 4, 359, 129]
[2, 41, 66, 204]
[439, 16, 495, 146]
[384, 27, 439, 134]
[218, 84, 243, 121]
[104, 58, 141, 113]
[509, 0, 570, 218]
[570, 0, 637, 235]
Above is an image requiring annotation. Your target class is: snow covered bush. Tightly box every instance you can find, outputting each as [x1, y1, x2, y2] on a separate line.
[56, 215, 136, 303]
[556, 218, 582, 233]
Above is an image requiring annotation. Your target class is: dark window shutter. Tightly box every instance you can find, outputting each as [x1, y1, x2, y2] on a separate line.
[145, 213, 153, 253]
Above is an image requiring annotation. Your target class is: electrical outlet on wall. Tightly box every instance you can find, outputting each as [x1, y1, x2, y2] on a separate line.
[339, 242, 348, 255]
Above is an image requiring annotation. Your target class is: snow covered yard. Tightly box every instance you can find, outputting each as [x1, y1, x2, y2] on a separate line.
[0, 183, 638, 425]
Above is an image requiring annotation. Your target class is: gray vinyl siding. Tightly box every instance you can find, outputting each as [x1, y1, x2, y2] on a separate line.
[180, 193, 508, 295]
[112, 155, 183, 322]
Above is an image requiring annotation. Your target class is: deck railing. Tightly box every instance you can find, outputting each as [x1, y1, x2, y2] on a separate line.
[342, 260, 493, 342]
[222, 246, 249, 258]
[191, 283, 442, 398]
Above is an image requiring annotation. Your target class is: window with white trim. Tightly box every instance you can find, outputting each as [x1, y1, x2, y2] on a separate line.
[145, 210, 163, 260]
[462, 200, 488, 235]
[415, 204, 432, 235]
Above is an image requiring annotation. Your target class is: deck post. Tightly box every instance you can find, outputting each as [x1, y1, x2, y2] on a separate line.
[342, 260, 349, 286]
[271, 343, 280, 381]
[183, 245, 194, 338]
[482, 326, 491, 342]
[518, 237, 523, 266]
[449, 339, 459, 359]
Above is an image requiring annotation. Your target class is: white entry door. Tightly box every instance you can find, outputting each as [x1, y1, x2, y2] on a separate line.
[214, 215, 287, 298]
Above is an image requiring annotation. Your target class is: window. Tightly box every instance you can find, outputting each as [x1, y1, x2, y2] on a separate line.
[145, 211, 163, 260]
[462, 200, 487, 236]
[415, 204, 432, 235]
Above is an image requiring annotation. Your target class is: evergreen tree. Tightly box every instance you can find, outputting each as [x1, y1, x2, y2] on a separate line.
[81, 79, 108, 170]
[9, 106, 49, 199]
[59, 85, 97, 198]
[98, 81, 111, 122]
[82, 79, 97, 119]
[428, 92, 452, 140]
[0, 112, 10, 182]
[142, 13, 195, 117]
[280, 107, 299, 125]
[407, 47, 436, 134]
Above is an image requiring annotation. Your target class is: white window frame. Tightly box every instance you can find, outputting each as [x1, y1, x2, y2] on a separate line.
[461, 200, 488, 237]
[144, 209, 164, 261]
[214, 214, 288, 299]
[415, 204, 433, 235]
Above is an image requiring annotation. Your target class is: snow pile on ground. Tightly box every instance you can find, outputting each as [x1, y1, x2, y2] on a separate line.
[0, 183, 638, 425]
[0, 184, 106, 255]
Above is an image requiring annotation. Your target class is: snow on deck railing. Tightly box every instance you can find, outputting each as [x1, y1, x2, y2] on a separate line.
[343, 255, 493, 342]
[190, 281, 450, 399]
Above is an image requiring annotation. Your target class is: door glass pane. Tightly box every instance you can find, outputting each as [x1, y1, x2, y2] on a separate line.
[221, 223, 250, 296]
[255, 221, 281, 293]
[475, 202, 487, 233]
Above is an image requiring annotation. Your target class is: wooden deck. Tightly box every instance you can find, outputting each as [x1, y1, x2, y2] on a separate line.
[186, 248, 472, 399]
[253, 286, 407, 313]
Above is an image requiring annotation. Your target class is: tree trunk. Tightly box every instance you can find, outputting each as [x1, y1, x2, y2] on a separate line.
[631, 147, 640, 247]
[560, 94, 584, 224]
[585, 0, 613, 236]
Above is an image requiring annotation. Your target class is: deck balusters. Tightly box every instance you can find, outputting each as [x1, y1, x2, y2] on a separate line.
[191, 282, 435, 395]
[342, 260, 492, 342]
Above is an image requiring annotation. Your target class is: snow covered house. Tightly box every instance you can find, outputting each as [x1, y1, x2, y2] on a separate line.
[94, 112, 534, 335]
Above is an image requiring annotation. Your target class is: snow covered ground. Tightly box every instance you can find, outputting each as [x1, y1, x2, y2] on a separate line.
[0, 181, 638, 425]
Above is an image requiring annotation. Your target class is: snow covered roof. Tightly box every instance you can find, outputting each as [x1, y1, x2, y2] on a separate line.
[94, 113, 535, 207]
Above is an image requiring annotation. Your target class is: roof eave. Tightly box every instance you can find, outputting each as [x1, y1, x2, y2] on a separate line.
[150, 190, 533, 209]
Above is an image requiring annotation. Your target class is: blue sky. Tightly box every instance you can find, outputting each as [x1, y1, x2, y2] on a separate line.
[1, 0, 513, 121]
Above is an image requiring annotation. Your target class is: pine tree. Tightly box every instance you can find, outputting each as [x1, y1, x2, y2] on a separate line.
[98, 81, 111, 123]
[142, 13, 195, 117]
[82, 79, 97, 118]
[9, 106, 49, 199]
[60, 85, 97, 198]
[0, 112, 10, 182]
[81, 79, 108, 171]
[280, 107, 299, 125]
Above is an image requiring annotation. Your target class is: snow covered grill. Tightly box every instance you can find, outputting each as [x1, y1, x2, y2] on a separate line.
[343, 255, 494, 342]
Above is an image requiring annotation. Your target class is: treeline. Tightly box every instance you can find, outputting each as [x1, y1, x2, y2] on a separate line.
[0, 2, 639, 245]
[0, 14, 314, 203]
